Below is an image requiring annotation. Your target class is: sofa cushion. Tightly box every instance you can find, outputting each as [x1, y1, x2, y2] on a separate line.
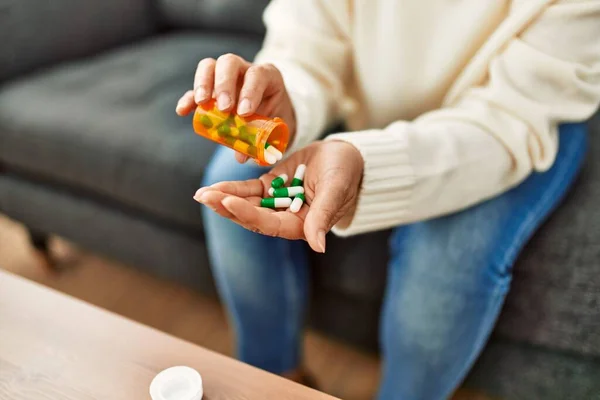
[494, 113, 600, 357]
[0, 32, 263, 233]
[0, 0, 155, 82]
[156, 0, 270, 35]
[0, 174, 216, 295]
[465, 339, 600, 400]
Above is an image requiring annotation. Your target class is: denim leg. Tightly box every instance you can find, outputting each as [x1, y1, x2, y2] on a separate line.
[378, 123, 588, 400]
[201, 147, 309, 374]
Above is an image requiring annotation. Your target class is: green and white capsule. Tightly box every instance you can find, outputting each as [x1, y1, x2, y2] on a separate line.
[290, 164, 306, 187]
[265, 143, 283, 161]
[290, 193, 305, 213]
[271, 186, 304, 198]
[270, 174, 288, 189]
[260, 197, 293, 209]
[264, 151, 277, 165]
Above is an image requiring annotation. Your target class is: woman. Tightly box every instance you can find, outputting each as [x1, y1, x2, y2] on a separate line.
[176, 1, 600, 398]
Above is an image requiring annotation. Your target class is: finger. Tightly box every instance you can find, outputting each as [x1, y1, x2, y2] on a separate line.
[221, 196, 305, 239]
[214, 54, 249, 111]
[194, 186, 209, 200]
[176, 90, 195, 116]
[196, 190, 237, 219]
[303, 181, 347, 253]
[195, 188, 268, 211]
[195, 189, 277, 227]
[255, 94, 281, 118]
[208, 179, 265, 198]
[195, 190, 268, 226]
[195, 171, 285, 200]
[237, 64, 274, 116]
[193, 58, 216, 104]
[235, 152, 249, 164]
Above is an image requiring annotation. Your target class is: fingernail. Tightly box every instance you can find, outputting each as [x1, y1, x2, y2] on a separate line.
[317, 230, 326, 253]
[194, 188, 207, 201]
[237, 98, 251, 115]
[176, 103, 185, 113]
[176, 97, 187, 110]
[195, 87, 208, 103]
[217, 92, 231, 110]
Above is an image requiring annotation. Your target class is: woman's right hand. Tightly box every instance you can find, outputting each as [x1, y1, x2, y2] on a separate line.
[176, 54, 296, 164]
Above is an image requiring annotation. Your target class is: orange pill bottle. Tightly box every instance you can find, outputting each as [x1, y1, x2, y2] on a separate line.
[192, 99, 289, 166]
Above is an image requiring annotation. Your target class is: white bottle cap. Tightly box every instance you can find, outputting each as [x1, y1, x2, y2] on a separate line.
[150, 366, 203, 400]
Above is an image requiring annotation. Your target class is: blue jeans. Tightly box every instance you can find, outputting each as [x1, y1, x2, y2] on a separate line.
[201, 123, 587, 400]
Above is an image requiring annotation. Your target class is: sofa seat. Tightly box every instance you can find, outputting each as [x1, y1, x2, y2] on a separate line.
[0, 32, 262, 233]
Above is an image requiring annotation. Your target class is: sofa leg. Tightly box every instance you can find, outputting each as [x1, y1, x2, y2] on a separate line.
[26, 228, 57, 271]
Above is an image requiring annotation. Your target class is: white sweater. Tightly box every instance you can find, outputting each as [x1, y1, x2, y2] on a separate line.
[255, 0, 600, 236]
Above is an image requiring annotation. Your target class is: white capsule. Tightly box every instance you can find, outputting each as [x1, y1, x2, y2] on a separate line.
[268, 187, 275, 196]
[290, 164, 306, 186]
[272, 197, 293, 208]
[266, 145, 283, 161]
[264, 151, 277, 165]
[290, 194, 305, 213]
[270, 173, 288, 189]
[272, 186, 304, 198]
[294, 164, 306, 181]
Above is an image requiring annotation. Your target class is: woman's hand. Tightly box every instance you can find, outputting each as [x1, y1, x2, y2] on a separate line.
[194, 140, 364, 253]
[175, 54, 296, 164]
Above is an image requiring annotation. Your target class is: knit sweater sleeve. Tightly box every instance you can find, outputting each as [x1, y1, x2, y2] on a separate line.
[328, 0, 600, 236]
[253, 0, 352, 154]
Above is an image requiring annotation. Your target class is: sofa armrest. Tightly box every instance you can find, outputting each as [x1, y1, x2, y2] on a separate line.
[0, 0, 156, 82]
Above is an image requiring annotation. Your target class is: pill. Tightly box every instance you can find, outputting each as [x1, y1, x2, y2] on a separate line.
[234, 115, 246, 128]
[223, 136, 237, 147]
[261, 197, 293, 209]
[238, 125, 256, 145]
[272, 186, 305, 198]
[217, 123, 231, 136]
[264, 151, 277, 165]
[265, 143, 283, 160]
[247, 145, 258, 157]
[208, 109, 229, 120]
[199, 115, 213, 129]
[222, 137, 255, 157]
[291, 164, 306, 187]
[271, 174, 288, 189]
[233, 140, 250, 154]
[290, 193, 305, 213]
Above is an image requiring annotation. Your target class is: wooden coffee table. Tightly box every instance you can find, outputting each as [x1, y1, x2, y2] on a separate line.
[0, 270, 337, 400]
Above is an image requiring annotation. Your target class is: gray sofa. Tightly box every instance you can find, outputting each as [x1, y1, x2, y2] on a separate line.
[1, 1, 599, 399]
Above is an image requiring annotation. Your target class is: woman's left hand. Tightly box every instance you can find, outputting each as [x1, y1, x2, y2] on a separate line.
[194, 140, 364, 253]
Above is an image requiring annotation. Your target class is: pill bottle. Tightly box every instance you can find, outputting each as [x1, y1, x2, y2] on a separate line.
[193, 99, 289, 166]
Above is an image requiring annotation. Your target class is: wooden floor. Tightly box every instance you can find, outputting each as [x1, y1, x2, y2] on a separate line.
[0, 214, 490, 400]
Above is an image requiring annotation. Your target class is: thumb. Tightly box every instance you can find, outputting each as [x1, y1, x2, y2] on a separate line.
[304, 180, 346, 253]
